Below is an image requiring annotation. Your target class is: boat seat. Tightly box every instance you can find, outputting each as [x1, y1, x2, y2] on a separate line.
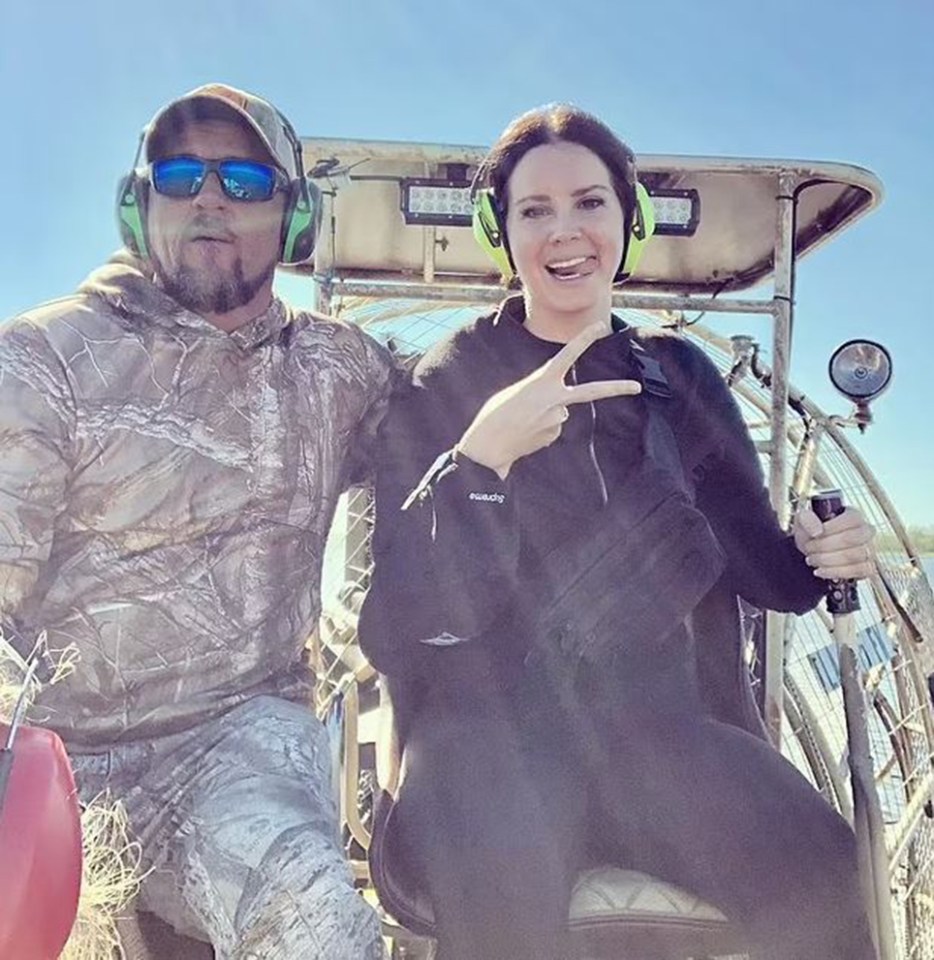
[370, 785, 747, 960]
[341, 678, 750, 960]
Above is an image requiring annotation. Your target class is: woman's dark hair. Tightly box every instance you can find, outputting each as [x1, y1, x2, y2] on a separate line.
[478, 104, 638, 220]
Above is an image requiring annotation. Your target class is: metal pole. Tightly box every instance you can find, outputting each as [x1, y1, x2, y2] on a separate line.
[423, 225, 437, 285]
[763, 172, 797, 745]
[769, 171, 797, 519]
[313, 187, 336, 316]
[838, 629, 899, 960]
[314, 277, 333, 316]
[812, 492, 899, 960]
[319, 277, 779, 317]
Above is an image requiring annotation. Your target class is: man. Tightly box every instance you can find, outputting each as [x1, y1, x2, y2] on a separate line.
[0, 84, 394, 959]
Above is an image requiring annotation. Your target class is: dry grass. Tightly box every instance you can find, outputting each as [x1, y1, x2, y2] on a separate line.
[61, 795, 145, 960]
[0, 632, 78, 723]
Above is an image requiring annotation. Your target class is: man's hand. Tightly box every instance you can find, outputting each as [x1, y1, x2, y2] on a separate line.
[457, 324, 642, 478]
[793, 506, 875, 581]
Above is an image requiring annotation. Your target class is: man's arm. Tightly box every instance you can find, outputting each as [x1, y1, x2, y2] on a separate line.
[0, 322, 75, 647]
[339, 327, 404, 490]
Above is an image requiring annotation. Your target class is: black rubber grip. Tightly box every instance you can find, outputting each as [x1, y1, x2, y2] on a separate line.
[810, 490, 860, 614]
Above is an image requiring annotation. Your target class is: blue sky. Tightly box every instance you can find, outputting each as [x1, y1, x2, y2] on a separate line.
[2, 0, 932, 523]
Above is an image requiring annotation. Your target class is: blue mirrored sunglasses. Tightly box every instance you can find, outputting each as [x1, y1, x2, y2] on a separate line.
[150, 156, 288, 202]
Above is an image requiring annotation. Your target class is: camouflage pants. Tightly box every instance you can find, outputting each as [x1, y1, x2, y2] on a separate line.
[70, 696, 385, 960]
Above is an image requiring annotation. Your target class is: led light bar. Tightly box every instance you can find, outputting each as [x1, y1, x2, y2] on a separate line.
[399, 179, 702, 236]
[401, 179, 473, 226]
[648, 187, 700, 236]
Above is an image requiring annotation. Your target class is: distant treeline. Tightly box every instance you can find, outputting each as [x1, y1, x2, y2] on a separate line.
[876, 526, 934, 556]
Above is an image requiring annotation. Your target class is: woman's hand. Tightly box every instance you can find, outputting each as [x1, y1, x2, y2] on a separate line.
[457, 323, 642, 478]
[793, 505, 875, 581]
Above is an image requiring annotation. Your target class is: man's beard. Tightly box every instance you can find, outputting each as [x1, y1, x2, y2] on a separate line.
[156, 254, 276, 317]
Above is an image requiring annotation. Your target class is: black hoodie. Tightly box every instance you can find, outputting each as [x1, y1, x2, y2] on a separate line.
[359, 297, 821, 699]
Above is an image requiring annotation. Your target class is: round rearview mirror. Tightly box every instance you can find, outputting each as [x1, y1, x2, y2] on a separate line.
[828, 339, 892, 402]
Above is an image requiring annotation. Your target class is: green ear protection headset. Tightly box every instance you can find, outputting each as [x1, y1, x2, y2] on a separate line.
[471, 150, 655, 283]
[116, 109, 321, 264]
[116, 152, 150, 259]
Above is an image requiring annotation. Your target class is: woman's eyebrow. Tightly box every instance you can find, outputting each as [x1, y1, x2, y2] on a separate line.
[513, 193, 551, 205]
[571, 184, 610, 197]
[513, 184, 609, 205]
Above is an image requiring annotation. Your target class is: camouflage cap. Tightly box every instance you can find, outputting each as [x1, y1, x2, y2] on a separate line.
[143, 83, 301, 179]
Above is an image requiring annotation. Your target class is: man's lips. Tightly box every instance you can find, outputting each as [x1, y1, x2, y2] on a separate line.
[188, 232, 234, 243]
[184, 219, 235, 244]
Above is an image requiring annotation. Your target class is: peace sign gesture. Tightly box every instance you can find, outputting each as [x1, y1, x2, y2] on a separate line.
[457, 323, 642, 479]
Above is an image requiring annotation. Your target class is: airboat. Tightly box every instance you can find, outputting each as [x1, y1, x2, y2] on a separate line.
[3, 138, 933, 960]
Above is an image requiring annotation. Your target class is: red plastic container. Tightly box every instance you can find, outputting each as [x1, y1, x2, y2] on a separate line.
[0, 724, 82, 960]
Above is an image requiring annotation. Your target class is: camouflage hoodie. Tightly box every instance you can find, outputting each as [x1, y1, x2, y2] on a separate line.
[0, 255, 395, 746]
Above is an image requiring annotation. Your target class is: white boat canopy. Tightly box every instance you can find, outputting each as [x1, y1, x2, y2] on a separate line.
[296, 137, 883, 294]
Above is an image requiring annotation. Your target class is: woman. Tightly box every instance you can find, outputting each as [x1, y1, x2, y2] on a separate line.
[359, 104, 878, 960]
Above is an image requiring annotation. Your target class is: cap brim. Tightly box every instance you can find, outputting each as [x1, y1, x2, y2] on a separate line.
[144, 95, 280, 170]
